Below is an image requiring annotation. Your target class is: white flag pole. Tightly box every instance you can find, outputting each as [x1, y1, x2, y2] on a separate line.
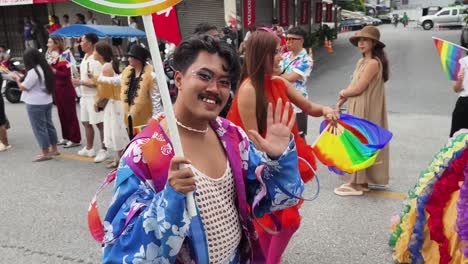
[141, 14, 197, 217]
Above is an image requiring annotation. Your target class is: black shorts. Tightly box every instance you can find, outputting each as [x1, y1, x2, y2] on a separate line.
[450, 96, 468, 137]
[296, 112, 308, 137]
[0, 92, 8, 127]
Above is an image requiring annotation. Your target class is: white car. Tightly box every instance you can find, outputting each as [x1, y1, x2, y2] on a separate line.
[418, 6, 467, 30]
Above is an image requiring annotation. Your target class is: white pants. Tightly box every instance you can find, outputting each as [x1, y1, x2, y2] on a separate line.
[103, 100, 129, 151]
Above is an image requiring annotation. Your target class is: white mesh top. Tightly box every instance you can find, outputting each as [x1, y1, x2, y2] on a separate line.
[191, 161, 242, 264]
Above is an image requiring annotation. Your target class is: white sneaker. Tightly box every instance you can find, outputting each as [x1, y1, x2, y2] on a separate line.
[77, 147, 96, 157]
[64, 141, 81, 148]
[0, 143, 12, 152]
[94, 149, 108, 163]
[57, 139, 68, 145]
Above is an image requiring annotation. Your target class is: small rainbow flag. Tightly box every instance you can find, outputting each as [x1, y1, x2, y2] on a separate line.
[58, 49, 76, 68]
[0, 64, 10, 74]
[433, 37, 468, 81]
[132, 125, 147, 136]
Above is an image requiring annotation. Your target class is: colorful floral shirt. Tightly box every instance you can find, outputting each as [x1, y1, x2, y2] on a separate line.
[280, 48, 313, 113]
[101, 116, 304, 263]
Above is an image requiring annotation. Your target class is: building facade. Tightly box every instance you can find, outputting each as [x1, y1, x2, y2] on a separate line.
[0, 0, 345, 56]
[366, 0, 391, 6]
[395, 0, 458, 9]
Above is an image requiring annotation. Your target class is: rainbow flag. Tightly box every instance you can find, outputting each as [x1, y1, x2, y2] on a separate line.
[58, 49, 76, 68]
[433, 37, 468, 81]
[312, 114, 393, 175]
[0, 64, 11, 74]
[132, 125, 147, 136]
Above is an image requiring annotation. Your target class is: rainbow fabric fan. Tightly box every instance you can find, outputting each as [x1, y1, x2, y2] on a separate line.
[312, 113, 392, 175]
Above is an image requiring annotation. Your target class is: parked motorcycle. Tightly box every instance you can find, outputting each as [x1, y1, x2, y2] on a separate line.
[163, 57, 178, 103]
[1, 53, 24, 104]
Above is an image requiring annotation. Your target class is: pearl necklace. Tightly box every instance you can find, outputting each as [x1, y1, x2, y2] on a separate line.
[176, 119, 209, 134]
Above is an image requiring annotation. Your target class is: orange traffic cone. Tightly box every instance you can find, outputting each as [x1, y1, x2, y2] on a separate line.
[325, 38, 333, 53]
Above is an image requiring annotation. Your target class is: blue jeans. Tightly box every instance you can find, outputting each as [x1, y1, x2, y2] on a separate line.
[26, 103, 58, 150]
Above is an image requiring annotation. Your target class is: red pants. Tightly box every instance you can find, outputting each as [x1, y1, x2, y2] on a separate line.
[255, 204, 302, 264]
[55, 87, 81, 143]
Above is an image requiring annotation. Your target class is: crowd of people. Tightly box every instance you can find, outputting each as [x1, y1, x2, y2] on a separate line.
[0, 29, 161, 166]
[21, 11, 140, 61]
[4, 14, 468, 262]
[0, 18, 394, 261]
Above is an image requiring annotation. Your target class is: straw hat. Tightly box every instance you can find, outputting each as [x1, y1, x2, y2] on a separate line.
[349, 26, 385, 48]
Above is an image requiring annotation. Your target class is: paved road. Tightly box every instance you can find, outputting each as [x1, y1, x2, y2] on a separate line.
[0, 24, 461, 263]
[284, 24, 460, 263]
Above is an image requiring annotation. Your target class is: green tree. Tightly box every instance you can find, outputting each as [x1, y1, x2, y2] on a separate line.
[354, 0, 366, 12]
[338, 0, 365, 12]
[449, 0, 463, 6]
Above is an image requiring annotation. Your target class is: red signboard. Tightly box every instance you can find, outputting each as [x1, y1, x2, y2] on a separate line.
[33, 0, 68, 3]
[300, 0, 310, 25]
[326, 3, 333, 22]
[314, 1, 322, 24]
[243, 0, 256, 29]
[279, 0, 289, 26]
[0, 0, 67, 6]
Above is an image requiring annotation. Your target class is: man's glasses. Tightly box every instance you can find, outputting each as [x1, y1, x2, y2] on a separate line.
[191, 69, 232, 89]
[286, 37, 302, 42]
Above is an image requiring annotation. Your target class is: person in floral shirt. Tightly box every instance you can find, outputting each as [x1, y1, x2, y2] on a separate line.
[97, 35, 304, 263]
[279, 27, 313, 139]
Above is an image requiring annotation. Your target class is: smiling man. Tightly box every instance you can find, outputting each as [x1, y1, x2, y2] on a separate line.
[280, 27, 313, 139]
[99, 35, 304, 263]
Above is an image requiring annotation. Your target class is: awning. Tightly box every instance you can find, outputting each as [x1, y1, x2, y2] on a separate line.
[50, 25, 147, 38]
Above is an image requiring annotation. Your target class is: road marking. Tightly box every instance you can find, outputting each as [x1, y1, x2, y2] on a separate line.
[59, 153, 95, 162]
[366, 191, 407, 200]
[59, 153, 409, 200]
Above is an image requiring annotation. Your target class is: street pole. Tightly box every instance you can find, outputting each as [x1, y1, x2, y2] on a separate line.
[294, 0, 298, 26]
[333, 0, 338, 38]
[273, 0, 278, 23]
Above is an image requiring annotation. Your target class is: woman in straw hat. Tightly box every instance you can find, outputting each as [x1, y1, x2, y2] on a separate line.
[334, 26, 390, 196]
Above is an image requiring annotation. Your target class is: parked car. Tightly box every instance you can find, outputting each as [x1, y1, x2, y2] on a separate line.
[366, 16, 382, 25]
[460, 22, 468, 48]
[418, 6, 468, 30]
[361, 16, 374, 26]
[339, 18, 365, 31]
[377, 14, 392, 24]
